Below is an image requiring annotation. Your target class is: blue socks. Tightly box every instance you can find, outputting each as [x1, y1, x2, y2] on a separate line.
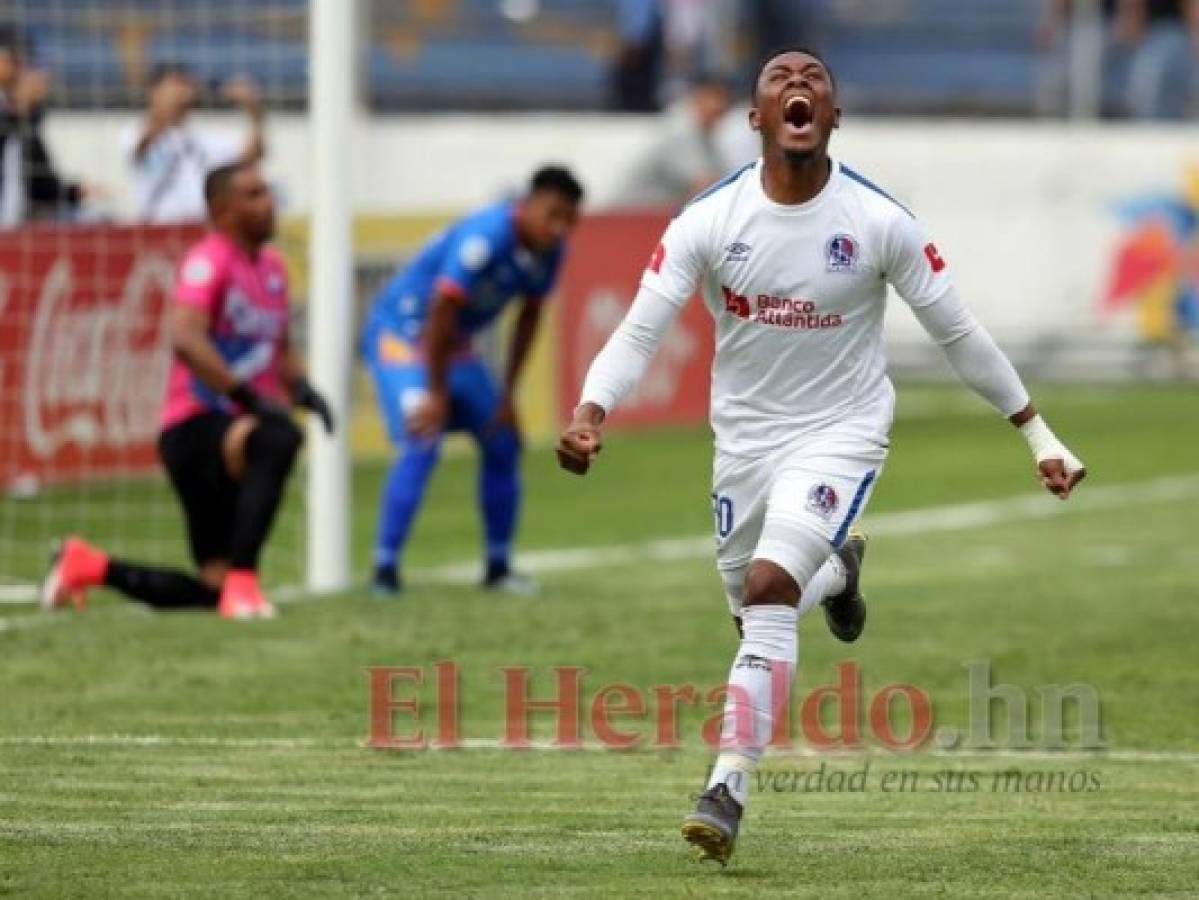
[374, 440, 441, 572]
[374, 426, 521, 579]
[480, 427, 520, 576]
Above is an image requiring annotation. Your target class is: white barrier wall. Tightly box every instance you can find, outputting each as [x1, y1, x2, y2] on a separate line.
[45, 114, 1196, 363]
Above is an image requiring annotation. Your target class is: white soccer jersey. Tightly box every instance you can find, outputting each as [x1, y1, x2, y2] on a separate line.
[631, 158, 953, 457]
[121, 123, 242, 223]
[578, 156, 1051, 604]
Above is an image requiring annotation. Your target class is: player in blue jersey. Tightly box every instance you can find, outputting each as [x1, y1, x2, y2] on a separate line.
[364, 166, 585, 594]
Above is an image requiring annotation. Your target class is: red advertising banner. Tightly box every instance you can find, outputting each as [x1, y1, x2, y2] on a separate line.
[554, 213, 713, 428]
[0, 224, 204, 487]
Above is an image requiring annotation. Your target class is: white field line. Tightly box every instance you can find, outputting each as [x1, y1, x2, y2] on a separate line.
[4, 477, 1195, 761]
[1, 734, 1197, 763]
[418, 472, 1199, 584]
[2, 472, 1197, 606]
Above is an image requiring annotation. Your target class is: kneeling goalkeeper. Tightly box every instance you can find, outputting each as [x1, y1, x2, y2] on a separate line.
[42, 161, 333, 619]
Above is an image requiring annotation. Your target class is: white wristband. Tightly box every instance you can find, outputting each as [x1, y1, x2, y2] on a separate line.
[1019, 415, 1085, 473]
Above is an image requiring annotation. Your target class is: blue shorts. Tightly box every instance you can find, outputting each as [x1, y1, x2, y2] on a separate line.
[366, 332, 500, 445]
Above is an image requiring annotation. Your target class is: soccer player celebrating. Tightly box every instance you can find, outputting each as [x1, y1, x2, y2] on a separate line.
[42, 161, 333, 619]
[364, 166, 584, 595]
[556, 48, 1086, 865]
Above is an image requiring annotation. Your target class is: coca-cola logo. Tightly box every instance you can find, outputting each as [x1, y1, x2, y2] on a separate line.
[23, 254, 176, 459]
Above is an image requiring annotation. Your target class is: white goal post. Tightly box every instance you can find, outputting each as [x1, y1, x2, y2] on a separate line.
[0, 2, 354, 601]
[305, 0, 355, 594]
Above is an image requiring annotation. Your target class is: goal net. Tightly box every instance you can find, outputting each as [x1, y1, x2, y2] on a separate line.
[0, 0, 308, 602]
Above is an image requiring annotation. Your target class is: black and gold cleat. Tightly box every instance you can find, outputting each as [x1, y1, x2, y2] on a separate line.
[681, 783, 742, 867]
[821, 529, 867, 643]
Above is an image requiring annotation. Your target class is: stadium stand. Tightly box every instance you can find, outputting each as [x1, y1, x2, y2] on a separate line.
[810, 0, 1045, 115]
[11, 0, 307, 107]
[8, 0, 1046, 115]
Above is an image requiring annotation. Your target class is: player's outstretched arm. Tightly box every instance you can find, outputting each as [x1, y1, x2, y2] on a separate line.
[555, 284, 683, 476]
[908, 292, 1086, 500]
[886, 215, 1085, 500]
[560, 209, 703, 476]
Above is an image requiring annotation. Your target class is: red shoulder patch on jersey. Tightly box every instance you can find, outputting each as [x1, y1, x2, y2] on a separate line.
[924, 243, 947, 273]
[648, 242, 666, 274]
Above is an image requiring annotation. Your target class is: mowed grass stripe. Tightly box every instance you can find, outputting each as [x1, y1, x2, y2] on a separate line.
[417, 472, 1199, 583]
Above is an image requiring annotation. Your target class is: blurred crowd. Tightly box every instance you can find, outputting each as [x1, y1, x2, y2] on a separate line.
[612, 0, 1198, 208]
[0, 1, 1196, 226]
[0, 26, 86, 225]
[1037, 0, 1199, 118]
[0, 24, 265, 228]
[611, 0, 831, 114]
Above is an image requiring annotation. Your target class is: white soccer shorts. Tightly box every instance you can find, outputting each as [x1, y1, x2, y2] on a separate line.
[712, 434, 887, 616]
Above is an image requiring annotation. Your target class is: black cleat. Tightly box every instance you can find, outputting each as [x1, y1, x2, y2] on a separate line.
[681, 782, 743, 867]
[370, 565, 401, 597]
[481, 571, 539, 596]
[482, 560, 539, 596]
[821, 529, 867, 643]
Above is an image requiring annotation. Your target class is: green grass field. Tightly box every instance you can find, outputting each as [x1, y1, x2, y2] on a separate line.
[2, 384, 1197, 897]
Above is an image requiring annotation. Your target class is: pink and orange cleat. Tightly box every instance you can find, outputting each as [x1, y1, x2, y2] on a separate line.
[40, 537, 108, 611]
[218, 569, 276, 620]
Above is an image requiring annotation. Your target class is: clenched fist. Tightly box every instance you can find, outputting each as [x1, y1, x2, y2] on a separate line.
[556, 404, 605, 476]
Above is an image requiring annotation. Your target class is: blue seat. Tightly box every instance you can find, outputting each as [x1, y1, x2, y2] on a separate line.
[369, 38, 608, 110]
[18, 0, 1052, 113]
[29, 28, 125, 96]
[802, 0, 1043, 112]
[145, 30, 308, 92]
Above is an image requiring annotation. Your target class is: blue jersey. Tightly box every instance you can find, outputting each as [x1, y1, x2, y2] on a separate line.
[366, 200, 565, 345]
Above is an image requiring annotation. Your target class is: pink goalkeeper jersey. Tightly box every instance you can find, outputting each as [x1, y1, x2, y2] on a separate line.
[160, 232, 291, 430]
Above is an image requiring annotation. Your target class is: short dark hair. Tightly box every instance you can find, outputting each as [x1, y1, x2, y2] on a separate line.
[204, 161, 250, 208]
[149, 62, 195, 87]
[752, 45, 837, 98]
[529, 165, 585, 204]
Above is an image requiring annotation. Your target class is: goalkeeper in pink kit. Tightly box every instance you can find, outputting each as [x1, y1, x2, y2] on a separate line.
[42, 161, 333, 619]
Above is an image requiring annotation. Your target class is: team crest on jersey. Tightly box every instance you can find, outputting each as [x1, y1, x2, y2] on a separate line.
[826, 234, 859, 273]
[724, 241, 752, 263]
[182, 256, 214, 286]
[806, 483, 840, 519]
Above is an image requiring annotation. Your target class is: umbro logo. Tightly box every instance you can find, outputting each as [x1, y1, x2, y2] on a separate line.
[735, 654, 772, 672]
[725, 242, 752, 263]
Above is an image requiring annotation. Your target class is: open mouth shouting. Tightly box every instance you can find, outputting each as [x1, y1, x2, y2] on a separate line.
[783, 95, 815, 136]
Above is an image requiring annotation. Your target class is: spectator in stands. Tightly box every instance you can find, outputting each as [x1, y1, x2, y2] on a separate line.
[610, 0, 665, 112]
[661, 0, 739, 97]
[1121, 0, 1197, 118]
[614, 73, 732, 208]
[0, 26, 86, 226]
[124, 64, 266, 222]
[1040, 0, 1198, 119]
